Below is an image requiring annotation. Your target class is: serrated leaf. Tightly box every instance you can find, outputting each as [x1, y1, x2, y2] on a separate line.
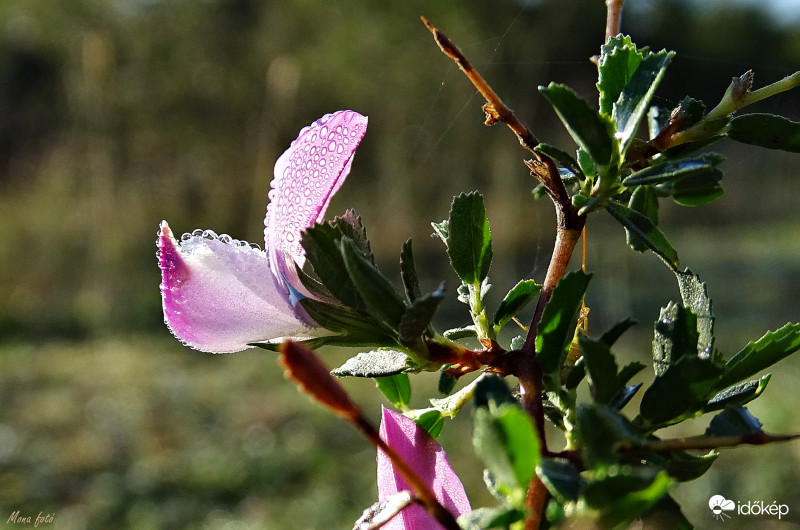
[705, 405, 763, 436]
[600, 317, 638, 346]
[652, 302, 700, 376]
[431, 219, 448, 243]
[626, 186, 659, 252]
[716, 322, 800, 389]
[493, 279, 541, 329]
[537, 458, 583, 503]
[300, 299, 392, 346]
[399, 238, 421, 302]
[704, 375, 770, 412]
[606, 200, 679, 268]
[331, 349, 410, 378]
[728, 113, 800, 152]
[614, 49, 674, 153]
[329, 209, 373, 263]
[445, 192, 493, 285]
[675, 269, 715, 357]
[301, 224, 364, 309]
[598, 35, 644, 117]
[398, 287, 444, 345]
[639, 356, 723, 426]
[540, 82, 616, 167]
[375, 373, 411, 408]
[535, 271, 592, 383]
[341, 238, 407, 334]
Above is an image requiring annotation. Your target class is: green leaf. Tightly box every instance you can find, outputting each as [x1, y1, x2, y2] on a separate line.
[438, 370, 457, 395]
[414, 409, 445, 437]
[662, 450, 718, 482]
[537, 458, 583, 503]
[598, 35, 644, 117]
[606, 200, 679, 268]
[579, 334, 621, 404]
[331, 349, 410, 378]
[704, 375, 770, 412]
[535, 271, 592, 384]
[341, 237, 407, 334]
[493, 279, 541, 329]
[652, 302, 700, 376]
[576, 404, 645, 467]
[457, 507, 525, 529]
[614, 49, 674, 153]
[329, 209, 373, 263]
[445, 192, 493, 285]
[728, 113, 800, 152]
[399, 239, 421, 302]
[431, 219, 448, 243]
[539, 82, 616, 167]
[640, 495, 694, 530]
[301, 224, 363, 310]
[593, 469, 673, 529]
[639, 356, 723, 426]
[623, 153, 724, 187]
[443, 326, 477, 340]
[675, 269, 715, 358]
[474, 374, 517, 409]
[375, 373, 411, 408]
[626, 186, 659, 252]
[600, 317, 637, 346]
[533, 143, 583, 177]
[716, 322, 800, 389]
[300, 299, 392, 345]
[705, 405, 763, 436]
[398, 287, 444, 346]
[473, 405, 539, 504]
[647, 105, 671, 139]
[583, 465, 662, 508]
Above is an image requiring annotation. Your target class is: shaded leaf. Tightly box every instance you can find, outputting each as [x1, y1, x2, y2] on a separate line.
[579, 334, 620, 404]
[609, 383, 643, 411]
[626, 186, 659, 252]
[639, 356, 723, 426]
[330, 209, 373, 263]
[474, 374, 517, 409]
[301, 224, 363, 309]
[399, 239, 421, 303]
[728, 113, 800, 153]
[705, 406, 763, 436]
[600, 317, 638, 346]
[577, 403, 645, 467]
[538, 458, 583, 503]
[398, 287, 444, 346]
[652, 302, 700, 376]
[606, 200, 679, 267]
[533, 143, 583, 177]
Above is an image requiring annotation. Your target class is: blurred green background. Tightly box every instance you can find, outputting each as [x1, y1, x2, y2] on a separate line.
[1, 0, 799, 528]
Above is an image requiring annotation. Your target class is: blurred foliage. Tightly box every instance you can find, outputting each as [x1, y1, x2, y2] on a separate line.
[0, 0, 799, 528]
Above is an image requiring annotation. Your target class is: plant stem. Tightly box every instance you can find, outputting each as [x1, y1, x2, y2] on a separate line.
[605, 0, 625, 41]
[624, 431, 800, 453]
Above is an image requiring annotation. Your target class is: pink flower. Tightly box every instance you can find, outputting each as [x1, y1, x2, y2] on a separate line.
[157, 111, 368, 352]
[378, 407, 471, 529]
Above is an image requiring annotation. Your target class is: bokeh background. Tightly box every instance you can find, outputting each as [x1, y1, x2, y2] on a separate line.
[1, 0, 799, 528]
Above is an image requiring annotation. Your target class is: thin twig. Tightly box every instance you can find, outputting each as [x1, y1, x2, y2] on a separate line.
[421, 16, 541, 155]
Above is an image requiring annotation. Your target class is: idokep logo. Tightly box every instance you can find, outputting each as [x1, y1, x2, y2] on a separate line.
[709, 494, 790, 522]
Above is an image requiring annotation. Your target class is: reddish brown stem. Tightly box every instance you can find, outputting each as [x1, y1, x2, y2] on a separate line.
[605, 0, 625, 41]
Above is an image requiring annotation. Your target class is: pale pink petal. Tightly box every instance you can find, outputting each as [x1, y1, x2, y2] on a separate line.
[377, 407, 471, 529]
[265, 110, 368, 293]
[157, 221, 319, 353]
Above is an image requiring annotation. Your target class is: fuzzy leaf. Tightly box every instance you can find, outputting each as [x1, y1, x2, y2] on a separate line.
[652, 302, 700, 376]
[639, 356, 723, 426]
[332, 349, 410, 378]
[704, 375, 770, 412]
[675, 270, 715, 357]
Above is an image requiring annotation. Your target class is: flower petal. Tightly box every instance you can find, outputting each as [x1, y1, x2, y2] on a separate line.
[377, 407, 471, 529]
[157, 221, 318, 353]
[265, 110, 368, 293]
